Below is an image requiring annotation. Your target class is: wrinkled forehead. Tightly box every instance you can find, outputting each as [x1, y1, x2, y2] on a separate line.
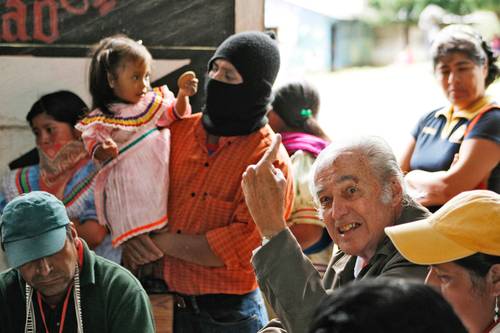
[313, 151, 374, 188]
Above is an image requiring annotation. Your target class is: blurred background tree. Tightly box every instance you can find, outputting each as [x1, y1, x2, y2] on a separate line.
[369, 0, 499, 22]
[368, 0, 500, 47]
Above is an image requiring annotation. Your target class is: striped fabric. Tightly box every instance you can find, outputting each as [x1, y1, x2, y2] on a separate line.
[78, 86, 174, 128]
[76, 85, 183, 247]
[1, 161, 97, 222]
[164, 114, 294, 295]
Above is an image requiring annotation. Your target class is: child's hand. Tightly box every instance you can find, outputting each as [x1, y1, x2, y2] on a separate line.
[177, 71, 198, 97]
[94, 138, 119, 161]
[102, 138, 119, 158]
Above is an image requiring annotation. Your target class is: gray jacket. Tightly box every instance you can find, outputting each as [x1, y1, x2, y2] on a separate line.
[252, 201, 430, 333]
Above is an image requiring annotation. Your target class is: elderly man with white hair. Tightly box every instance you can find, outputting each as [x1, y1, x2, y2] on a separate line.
[242, 135, 430, 333]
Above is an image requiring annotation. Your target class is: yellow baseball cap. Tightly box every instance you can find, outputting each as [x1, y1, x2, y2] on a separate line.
[385, 190, 500, 265]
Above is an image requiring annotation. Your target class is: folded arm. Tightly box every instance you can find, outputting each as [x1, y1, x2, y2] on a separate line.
[405, 138, 499, 206]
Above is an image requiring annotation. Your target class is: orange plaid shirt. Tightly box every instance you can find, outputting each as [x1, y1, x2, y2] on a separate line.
[164, 113, 294, 295]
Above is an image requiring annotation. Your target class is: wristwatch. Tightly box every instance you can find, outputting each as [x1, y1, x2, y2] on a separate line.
[261, 235, 273, 247]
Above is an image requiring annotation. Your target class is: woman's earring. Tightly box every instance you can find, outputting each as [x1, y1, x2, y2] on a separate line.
[495, 296, 499, 322]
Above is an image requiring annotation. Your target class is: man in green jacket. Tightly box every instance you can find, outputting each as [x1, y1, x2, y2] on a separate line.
[0, 191, 155, 333]
[242, 135, 430, 333]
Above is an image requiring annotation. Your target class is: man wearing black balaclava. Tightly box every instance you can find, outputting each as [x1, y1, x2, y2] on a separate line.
[202, 31, 281, 136]
[122, 31, 294, 332]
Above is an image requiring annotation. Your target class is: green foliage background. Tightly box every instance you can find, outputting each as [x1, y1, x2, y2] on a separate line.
[369, 0, 500, 23]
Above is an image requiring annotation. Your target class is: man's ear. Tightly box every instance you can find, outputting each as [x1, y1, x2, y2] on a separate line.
[488, 264, 500, 296]
[390, 178, 403, 208]
[107, 72, 115, 88]
[68, 222, 79, 240]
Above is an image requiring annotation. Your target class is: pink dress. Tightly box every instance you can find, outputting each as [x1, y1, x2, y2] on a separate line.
[76, 86, 189, 247]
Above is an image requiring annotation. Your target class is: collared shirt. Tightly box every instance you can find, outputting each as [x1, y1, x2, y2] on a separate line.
[410, 97, 499, 193]
[434, 97, 492, 139]
[353, 256, 367, 278]
[164, 113, 294, 295]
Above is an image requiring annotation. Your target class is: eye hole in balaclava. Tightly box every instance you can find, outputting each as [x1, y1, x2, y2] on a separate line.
[202, 31, 280, 137]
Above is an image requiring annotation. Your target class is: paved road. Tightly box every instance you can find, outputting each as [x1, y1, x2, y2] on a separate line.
[299, 62, 500, 158]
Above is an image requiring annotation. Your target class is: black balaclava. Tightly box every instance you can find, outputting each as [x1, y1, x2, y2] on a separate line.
[202, 31, 280, 136]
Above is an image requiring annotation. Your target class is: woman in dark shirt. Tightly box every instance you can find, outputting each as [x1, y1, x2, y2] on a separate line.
[399, 24, 500, 209]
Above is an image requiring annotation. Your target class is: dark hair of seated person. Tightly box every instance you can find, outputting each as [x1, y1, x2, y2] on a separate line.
[309, 278, 467, 333]
[26, 90, 88, 127]
[9, 91, 88, 169]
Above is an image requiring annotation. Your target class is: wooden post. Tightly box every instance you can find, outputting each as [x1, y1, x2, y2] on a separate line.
[149, 294, 174, 333]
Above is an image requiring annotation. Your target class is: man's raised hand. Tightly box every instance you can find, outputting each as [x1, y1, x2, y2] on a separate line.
[241, 134, 287, 238]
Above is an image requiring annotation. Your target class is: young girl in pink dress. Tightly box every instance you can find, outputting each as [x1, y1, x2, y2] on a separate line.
[76, 35, 197, 247]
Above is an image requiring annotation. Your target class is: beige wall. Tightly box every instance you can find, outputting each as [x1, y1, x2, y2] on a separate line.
[235, 0, 264, 33]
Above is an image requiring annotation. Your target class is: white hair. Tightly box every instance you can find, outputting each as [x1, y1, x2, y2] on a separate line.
[310, 136, 407, 205]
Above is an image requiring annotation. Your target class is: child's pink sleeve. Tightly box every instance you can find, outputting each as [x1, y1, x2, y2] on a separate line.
[156, 85, 192, 127]
[77, 122, 112, 159]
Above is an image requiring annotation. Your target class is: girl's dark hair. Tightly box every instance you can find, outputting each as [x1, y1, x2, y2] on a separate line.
[89, 35, 152, 115]
[271, 81, 329, 140]
[26, 90, 88, 127]
[431, 24, 499, 87]
[309, 278, 467, 333]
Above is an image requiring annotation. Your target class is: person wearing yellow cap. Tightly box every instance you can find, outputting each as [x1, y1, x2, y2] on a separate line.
[385, 190, 500, 333]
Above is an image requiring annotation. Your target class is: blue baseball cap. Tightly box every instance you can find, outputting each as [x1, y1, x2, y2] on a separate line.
[0, 191, 70, 268]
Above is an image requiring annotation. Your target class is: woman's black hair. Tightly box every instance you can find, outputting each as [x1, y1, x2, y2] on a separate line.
[431, 24, 499, 87]
[271, 81, 329, 140]
[455, 253, 500, 278]
[26, 90, 88, 127]
[88, 35, 152, 115]
[309, 278, 467, 333]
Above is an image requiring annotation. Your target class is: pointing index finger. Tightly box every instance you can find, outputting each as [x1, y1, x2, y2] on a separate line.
[257, 133, 282, 167]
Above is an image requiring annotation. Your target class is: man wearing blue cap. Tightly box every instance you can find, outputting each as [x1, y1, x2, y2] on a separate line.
[0, 191, 155, 333]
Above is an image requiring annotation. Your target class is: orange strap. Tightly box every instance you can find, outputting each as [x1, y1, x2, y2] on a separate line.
[36, 238, 84, 333]
[462, 103, 499, 189]
[37, 286, 72, 333]
[463, 104, 499, 138]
